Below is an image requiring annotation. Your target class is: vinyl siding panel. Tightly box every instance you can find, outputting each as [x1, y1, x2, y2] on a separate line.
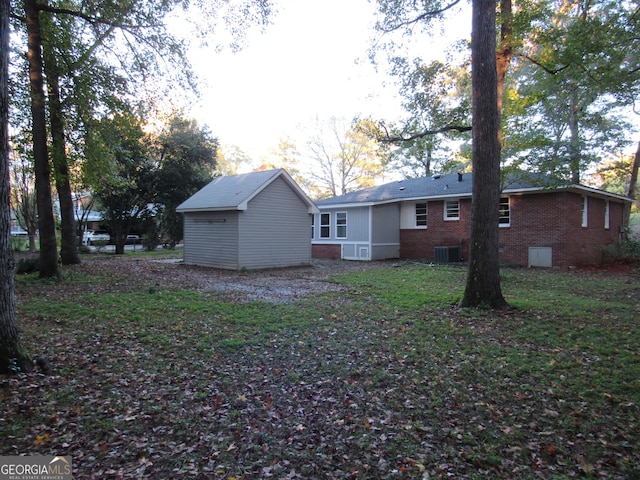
[182, 211, 239, 269]
[238, 176, 312, 269]
[371, 204, 400, 243]
[371, 203, 400, 260]
[312, 207, 369, 241]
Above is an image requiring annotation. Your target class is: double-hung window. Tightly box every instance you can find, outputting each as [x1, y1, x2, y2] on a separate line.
[444, 200, 460, 220]
[311, 215, 315, 238]
[604, 201, 610, 229]
[416, 203, 428, 227]
[499, 197, 510, 227]
[336, 212, 347, 238]
[581, 196, 588, 227]
[320, 213, 331, 238]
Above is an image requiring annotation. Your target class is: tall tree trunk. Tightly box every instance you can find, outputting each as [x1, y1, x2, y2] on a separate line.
[44, 50, 81, 265]
[496, 0, 512, 114]
[623, 140, 640, 234]
[26, 0, 59, 279]
[568, 86, 581, 183]
[460, 0, 508, 308]
[1, 0, 32, 373]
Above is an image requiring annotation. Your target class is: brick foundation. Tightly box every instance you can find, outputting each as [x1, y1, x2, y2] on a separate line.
[312, 243, 341, 260]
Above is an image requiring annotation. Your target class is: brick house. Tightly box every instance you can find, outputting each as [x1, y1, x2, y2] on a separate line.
[311, 172, 631, 268]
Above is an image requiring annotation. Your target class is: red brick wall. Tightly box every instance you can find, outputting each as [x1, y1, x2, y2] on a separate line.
[497, 192, 624, 267]
[400, 192, 625, 267]
[400, 199, 472, 260]
[312, 243, 341, 259]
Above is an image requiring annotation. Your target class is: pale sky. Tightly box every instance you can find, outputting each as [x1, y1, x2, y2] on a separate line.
[186, 0, 470, 162]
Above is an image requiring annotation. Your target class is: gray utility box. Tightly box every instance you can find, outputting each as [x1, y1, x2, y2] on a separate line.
[434, 246, 461, 263]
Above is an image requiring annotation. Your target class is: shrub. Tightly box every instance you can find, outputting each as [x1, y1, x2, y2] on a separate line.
[15, 256, 40, 274]
[602, 235, 640, 263]
[11, 237, 28, 252]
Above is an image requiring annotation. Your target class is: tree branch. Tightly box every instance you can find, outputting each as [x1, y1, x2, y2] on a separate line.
[513, 52, 570, 75]
[36, 3, 161, 31]
[380, 0, 463, 33]
[378, 123, 471, 143]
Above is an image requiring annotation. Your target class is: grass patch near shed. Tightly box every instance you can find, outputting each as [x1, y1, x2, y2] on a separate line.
[3, 260, 639, 479]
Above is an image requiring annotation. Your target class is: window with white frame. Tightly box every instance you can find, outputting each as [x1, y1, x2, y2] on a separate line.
[336, 212, 347, 238]
[499, 197, 510, 227]
[311, 215, 315, 238]
[416, 202, 427, 227]
[604, 201, 610, 229]
[320, 213, 330, 238]
[444, 199, 460, 220]
[581, 196, 588, 227]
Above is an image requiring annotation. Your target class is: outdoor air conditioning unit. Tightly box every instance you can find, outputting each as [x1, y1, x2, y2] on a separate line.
[434, 246, 461, 263]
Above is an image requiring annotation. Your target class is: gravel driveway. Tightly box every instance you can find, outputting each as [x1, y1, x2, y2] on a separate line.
[74, 255, 392, 303]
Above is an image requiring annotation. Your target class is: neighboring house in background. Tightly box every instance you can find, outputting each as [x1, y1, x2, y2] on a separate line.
[177, 169, 319, 270]
[312, 172, 632, 268]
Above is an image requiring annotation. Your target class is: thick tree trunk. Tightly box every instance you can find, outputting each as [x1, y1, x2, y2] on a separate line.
[44, 52, 81, 265]
[496, 0, 512, 114]
[623, 140, 640, 234]
[26, 0, 59, 279]
[1, 0, 32, 373]
[568, 87, 581, 184]
[460, 0, 508, 308]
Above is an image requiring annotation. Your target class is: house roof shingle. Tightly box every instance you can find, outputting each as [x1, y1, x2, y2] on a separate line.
[316, 172, 631, 207]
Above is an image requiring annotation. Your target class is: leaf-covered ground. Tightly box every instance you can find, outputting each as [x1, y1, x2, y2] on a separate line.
[2, 254, 639, 479]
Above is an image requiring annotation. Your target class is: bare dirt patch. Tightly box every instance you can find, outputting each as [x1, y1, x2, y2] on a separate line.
[43, 254, 395, 303]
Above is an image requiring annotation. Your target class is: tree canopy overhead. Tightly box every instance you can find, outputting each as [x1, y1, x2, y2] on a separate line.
[7, 0, 275, 273]
[372, 0, 640, 183]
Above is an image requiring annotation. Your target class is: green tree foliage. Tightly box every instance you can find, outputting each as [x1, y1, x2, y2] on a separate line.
[86, 112, 154, 254]
[385, 58, 472, 176]
[10, 0, 274, 270]
[151, 116, 218, 248]
[375, 0, 639, 184]
[504, 0, 640, 182]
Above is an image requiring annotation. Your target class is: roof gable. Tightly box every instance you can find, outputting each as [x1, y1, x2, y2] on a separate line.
[177, 169, 319, 213]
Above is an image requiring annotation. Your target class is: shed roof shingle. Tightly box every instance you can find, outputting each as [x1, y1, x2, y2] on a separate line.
[177, 169, 318, 213]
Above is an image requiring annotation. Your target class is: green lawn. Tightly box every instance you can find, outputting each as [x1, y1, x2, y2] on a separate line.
[2, 261, 639, 479]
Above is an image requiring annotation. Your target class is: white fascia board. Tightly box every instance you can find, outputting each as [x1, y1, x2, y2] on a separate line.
[316, 202, 376, 209]
[503, 185, 632, 203]
[177, 206, 244, 213]
[567, 185, 632, 203]
[316, 193, 474, 210]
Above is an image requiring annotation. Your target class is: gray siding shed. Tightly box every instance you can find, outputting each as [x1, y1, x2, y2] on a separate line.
[177, 169, 318, 270]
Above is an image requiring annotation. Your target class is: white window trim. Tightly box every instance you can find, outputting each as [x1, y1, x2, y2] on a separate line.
[444, 199, 460, 221]
[320, 213, 331, 239]
[581, 196, 588, 228]
[336, 212, 347, 239]
[499, 197, 511, 228]
[416, 202, 428, 228]
[604, 200, 610, 229]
